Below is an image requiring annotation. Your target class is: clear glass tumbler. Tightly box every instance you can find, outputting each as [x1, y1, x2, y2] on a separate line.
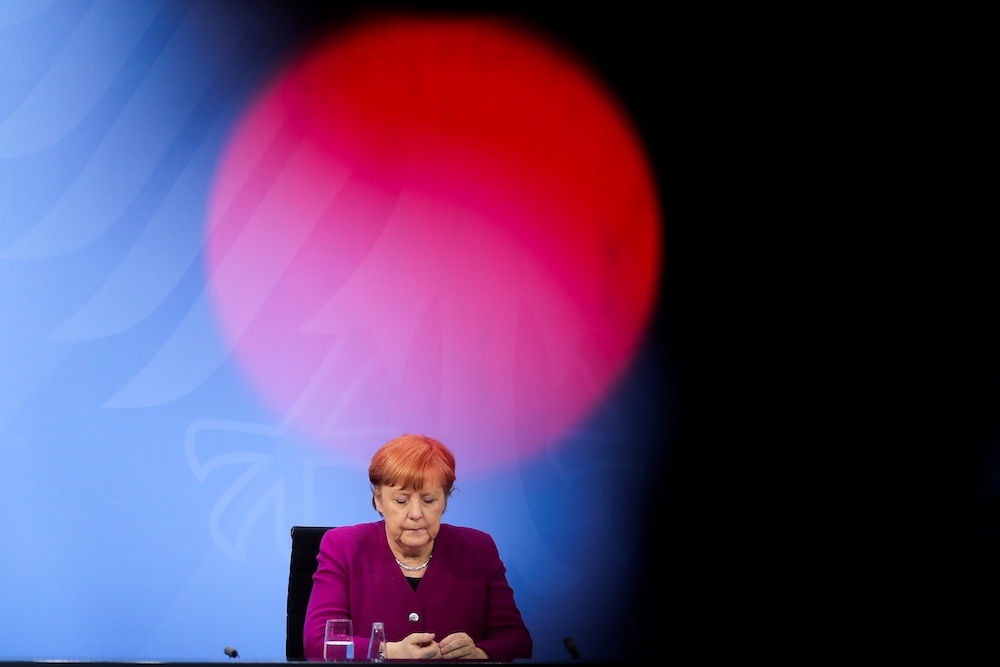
[324, 618, 354, 662]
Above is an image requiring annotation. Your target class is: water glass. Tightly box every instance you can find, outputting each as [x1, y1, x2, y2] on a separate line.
[324, 618, 354, 662]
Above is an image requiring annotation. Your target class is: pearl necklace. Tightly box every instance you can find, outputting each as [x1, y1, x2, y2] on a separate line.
[395, 553, 432, 571]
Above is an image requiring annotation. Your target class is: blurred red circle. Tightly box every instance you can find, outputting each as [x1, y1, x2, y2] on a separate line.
[205, 14, 661, 469]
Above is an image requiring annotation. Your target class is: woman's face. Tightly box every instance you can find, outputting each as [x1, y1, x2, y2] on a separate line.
[374, 481, 447, 556]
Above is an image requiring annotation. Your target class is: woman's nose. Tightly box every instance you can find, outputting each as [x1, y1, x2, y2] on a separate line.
[407, 500, 423, 518]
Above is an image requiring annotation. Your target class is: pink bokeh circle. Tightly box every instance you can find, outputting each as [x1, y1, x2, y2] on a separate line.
[204, 15, 661, 470]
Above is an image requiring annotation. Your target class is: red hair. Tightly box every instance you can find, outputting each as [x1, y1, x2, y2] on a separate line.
[369, 435, 457, 509]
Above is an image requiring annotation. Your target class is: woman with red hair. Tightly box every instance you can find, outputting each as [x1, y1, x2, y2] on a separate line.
[303, 435, 532, 661]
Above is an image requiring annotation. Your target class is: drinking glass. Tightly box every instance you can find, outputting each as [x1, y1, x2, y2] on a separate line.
[324, 618, 354, 662]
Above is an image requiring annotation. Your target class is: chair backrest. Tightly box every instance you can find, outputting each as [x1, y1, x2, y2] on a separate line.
[286, 526, 334, 661]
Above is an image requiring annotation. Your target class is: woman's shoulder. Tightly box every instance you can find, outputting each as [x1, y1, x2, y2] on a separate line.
[320, 521, 383, 548]
[440, 523, 488, 536]
[437, 525, 504, 570]
[439, 523, 496, 547]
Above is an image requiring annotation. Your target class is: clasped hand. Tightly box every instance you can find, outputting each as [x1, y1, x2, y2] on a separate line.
[387, 632, 487, 660]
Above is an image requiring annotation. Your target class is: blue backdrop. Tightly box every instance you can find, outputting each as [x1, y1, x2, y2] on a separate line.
[0, 1, 668, 661]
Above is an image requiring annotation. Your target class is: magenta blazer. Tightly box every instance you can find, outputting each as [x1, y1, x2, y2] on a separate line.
[303, 521, 532, 661]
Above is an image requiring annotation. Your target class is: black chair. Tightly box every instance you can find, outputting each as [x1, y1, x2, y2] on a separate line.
[286, 526, 334, 661]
